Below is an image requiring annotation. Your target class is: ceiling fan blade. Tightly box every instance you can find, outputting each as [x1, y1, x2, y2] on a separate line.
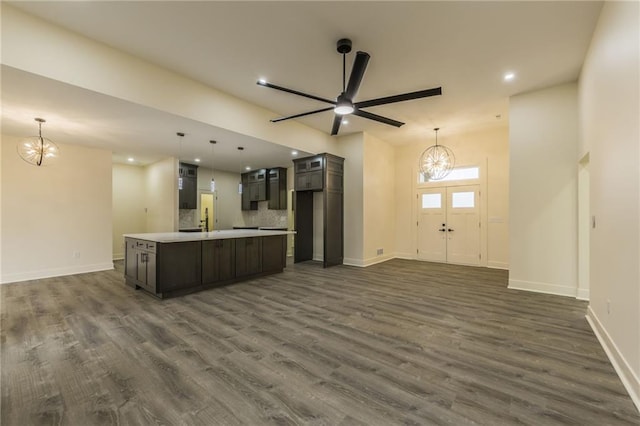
[352, 109, 404, 128]
[355, 87, 442, 109]
[257, 81, 336, 105]
[330, 115, 342, 136]
[344, 51, 370, 100]
[270, 106, 335, 123]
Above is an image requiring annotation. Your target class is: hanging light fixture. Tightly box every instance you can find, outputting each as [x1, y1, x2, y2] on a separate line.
[419, 127, 455, 181]
[237, 146, 244, 194]
[17, 118, 59, 166]
[209, 140, 217, 192]
[177, 132, 185, 190]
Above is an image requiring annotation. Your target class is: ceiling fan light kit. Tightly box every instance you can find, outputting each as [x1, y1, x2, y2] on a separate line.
[257, 38, 442, 135]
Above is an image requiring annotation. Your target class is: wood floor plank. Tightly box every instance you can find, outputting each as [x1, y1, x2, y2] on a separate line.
[2, 259, 639, 425]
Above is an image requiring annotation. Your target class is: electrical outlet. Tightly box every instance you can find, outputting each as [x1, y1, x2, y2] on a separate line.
[72, 251, 81, 259]
[607, 299, 611, 314]
[377, 248, 384, 256]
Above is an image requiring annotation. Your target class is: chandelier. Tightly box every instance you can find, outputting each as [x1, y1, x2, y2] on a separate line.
[17, 118, 59, 166]
[419, 127, 455, 181]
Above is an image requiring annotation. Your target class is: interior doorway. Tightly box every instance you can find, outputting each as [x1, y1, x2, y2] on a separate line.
[200, 193, 215, 231]
[417, 185, 481, 266]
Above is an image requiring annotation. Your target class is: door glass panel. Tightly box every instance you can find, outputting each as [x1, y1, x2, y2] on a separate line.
[419, 166, 480, 183]
[422, 193, 441, 209]
[452, 192, 475, 208]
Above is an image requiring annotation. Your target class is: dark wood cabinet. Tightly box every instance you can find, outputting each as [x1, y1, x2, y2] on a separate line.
[268, 167, 287, 210]
[235, 237, 262, 277]
[241, 173, 255, 211]
[125, 234, 287, 298]
[294, 155, 324, 191]
[202, 239, 235, 284]
[293, 153, 344, 268]
[179, 162, 198, 209]
[157, 242, 202, 293]
[262, 235, 287, 272]
[124, 239, 157, 293]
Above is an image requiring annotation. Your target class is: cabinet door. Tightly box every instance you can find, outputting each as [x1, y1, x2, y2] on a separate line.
[125, 240, 138, 280]
[235, 237, 262, 277]
[136, 252, 147, 284]
[145, 252, 157, 292]
[308, 170, 324, 190]
[203, 239, 235, 284]
[262, 235, 285, 272]
[256, 181, 267, 201]
[180, 177, 197, 209]
[308, 156, 324, 171]
[295, 173, 309, 191]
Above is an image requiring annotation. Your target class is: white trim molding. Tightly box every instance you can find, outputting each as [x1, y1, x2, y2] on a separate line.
[508, 278, 577, 298]
[487, 261, 509, 270]
[1, 262, 114, 284]
[586, 306, 640, 411]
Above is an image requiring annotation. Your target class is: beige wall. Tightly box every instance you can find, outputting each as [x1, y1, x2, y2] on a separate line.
[509, 83, 578, 296]
[112, 163, 146, 259]
[338, 133, 364, 265]
[394, 126, 509, 267]
[363, 133, 396, 265]
[579, 1, 639, 407]
[145, 157, 178, 233]
[1, 134, 113, 283]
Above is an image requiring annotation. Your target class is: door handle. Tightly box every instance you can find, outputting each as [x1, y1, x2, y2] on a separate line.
[448, 228, 454, 232]
[439, 228, 446, 232]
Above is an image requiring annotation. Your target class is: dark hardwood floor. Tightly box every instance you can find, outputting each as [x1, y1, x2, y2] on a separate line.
[2, 259, 638, 425]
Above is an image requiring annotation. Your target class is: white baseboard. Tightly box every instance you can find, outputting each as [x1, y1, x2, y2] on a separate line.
[576, 287, 590, 301]
[487, 261, 509, 270]
[586, 306, 640, 412]
[1, 262, 114, 284]
[508, 278, 576, 298]
[344, 254, 394, 268]
[113, 255, 124, 261]
[394, 252, 417, 260]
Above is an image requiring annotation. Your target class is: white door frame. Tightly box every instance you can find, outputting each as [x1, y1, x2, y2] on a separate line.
[414, 162, 488, 267]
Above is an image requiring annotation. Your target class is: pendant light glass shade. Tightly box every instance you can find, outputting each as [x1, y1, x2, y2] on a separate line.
[419, 128, 455, 181]
[237, 146, 244, 194]
[177, 132, 185, 190]
[210, 140, 217, 192]
[18, 118, 59, 166]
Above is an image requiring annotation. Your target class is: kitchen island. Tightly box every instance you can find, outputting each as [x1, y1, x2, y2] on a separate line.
[124, 229, 291, 298]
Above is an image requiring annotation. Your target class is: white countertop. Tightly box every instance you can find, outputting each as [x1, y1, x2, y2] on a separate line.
[124, 229, 293, 243]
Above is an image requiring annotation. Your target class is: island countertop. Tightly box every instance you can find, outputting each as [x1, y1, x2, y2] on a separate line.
[124, 229, 293, 243]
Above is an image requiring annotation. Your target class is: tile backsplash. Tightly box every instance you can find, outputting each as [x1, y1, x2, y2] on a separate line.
[179, 209, 199, 229]
[239, 201, 288, 228]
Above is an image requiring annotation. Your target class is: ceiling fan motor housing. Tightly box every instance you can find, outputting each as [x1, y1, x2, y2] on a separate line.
[337, 38, 352, 54]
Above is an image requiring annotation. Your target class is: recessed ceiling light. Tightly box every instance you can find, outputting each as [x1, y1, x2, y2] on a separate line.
[258, 78, 267, 85]
[291, 150, 298, 156]
[504, 72, 515, 81]
[245, 166, 251, 170]
[127, 157, 134, 162]
[194, 158, 201, 162]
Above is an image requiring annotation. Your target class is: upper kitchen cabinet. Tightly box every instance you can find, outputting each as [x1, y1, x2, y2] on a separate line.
[241, 173, 256, 211]
[248, 169, 267, 202]
[179, 162, 198, 209]
[268, 168, 287, 210]
[294, 155, 324, 191]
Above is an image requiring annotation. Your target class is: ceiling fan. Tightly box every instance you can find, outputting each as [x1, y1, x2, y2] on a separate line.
[257, 38, 442, 136]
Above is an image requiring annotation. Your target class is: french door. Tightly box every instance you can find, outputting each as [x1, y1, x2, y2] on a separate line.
[417, 185, 481, 266]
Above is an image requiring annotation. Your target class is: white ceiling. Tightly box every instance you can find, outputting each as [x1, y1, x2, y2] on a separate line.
[3, 1, 603, 168]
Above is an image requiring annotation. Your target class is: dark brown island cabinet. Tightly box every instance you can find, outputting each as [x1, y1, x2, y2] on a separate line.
[124, 231, 288, 298]
[293, 153, 344, 267]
